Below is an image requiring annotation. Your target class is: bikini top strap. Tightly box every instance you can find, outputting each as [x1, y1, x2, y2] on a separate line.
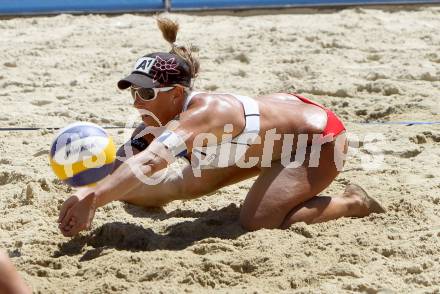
[233, 94, 260, 135]
[181, 92, 260, 142]
[182, 91, 203, 112]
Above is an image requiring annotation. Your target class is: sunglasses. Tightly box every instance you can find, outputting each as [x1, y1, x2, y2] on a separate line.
[130, 85, 175, 102]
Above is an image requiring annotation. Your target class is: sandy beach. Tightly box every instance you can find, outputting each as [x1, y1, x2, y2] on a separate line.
[0, 6, 440, 293]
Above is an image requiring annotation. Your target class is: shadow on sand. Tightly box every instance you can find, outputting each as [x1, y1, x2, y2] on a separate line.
[54, 204, 246, 261]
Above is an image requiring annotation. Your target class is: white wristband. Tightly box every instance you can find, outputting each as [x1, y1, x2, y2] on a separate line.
[156, 130, 188, 158]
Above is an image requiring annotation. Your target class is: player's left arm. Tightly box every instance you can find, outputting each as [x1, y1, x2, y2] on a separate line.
[93, 99, 230, 207]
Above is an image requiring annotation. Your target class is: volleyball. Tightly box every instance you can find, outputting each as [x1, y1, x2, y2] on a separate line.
[49, 122, 116, 187]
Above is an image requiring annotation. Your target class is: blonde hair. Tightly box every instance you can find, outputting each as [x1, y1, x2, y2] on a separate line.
[156, 17, 200, 85]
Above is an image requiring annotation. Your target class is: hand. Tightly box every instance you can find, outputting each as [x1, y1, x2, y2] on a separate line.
[58, 188, 97, 237]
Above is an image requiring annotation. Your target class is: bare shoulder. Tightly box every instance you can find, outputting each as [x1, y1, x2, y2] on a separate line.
[184, 92, 242, 115]
[179, 92, 244, 133]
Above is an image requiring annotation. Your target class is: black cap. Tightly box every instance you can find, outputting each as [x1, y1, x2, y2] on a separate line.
[118, 52, 191, 89]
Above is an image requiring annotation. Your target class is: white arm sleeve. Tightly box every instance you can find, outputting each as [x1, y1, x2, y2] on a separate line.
[156, 130, 188, 158]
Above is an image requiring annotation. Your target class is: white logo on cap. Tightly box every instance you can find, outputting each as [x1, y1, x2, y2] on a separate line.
[134, 57, 156, 75]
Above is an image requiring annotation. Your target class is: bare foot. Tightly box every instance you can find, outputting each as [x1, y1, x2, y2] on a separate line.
[343, 184, 386, 216]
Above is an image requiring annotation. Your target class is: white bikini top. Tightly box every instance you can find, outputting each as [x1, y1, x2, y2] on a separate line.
[181, 91, 260, 169]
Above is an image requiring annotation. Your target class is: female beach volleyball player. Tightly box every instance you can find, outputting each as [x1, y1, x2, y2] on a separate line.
[58, 18, 385, 237]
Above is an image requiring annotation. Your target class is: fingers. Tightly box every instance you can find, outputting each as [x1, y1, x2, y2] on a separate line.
[62, 217, 89, 238]
[59, 207, 92, 237]
[65, 217, 76, 231]
[58, 196, 77, 223]
[68, 223, 86, 237]
[58, 191, 96, 238]
[59, 215, 74, 231]
[60, 202, 76, 229]
[60, 216, 76, 237]
[60, 216, 77, 236]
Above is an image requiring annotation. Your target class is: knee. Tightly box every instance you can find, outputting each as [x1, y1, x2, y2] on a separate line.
[279, 217, 300, 229]
[239, 216, 261, 231]
[279, 209, 314, 228]
[239, 205, 265, 231]
[239, 211, 279, 231]
[240, 214, 304, 231]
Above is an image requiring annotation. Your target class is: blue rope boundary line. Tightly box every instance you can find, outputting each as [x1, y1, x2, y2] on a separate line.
[1, 121, 440, 131]
[356, 121, 440, 126]
[0, 126, 134, 131]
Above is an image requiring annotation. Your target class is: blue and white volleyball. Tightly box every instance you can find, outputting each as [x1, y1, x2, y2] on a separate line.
[49, 122, 116, 187]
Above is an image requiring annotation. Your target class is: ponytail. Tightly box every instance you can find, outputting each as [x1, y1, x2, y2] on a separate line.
[156, 17, 200, 82]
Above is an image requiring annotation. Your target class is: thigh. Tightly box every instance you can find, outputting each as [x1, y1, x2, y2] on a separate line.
[176, 164, 261, 199]
[240, 138, 345, 230]
[114, 139, 260, 207]
[124, 159, 260, 207]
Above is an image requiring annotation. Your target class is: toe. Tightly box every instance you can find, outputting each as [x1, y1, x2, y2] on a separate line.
[352, 184, 386, 214]
[367, 196, 386, 214]
[344, 183, 386, 214]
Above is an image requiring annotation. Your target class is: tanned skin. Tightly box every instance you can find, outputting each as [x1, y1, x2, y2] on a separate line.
[0, 251, 31, 294]
[58, 86, 385, 237]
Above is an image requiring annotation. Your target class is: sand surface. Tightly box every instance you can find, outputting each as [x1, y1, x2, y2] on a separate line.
[1, 7, 440, 293]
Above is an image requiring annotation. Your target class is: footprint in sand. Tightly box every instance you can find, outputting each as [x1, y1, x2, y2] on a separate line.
[0, 158, 12, 164]
[33, 149, 49, 157]
[357, 82, 400, 96]
[0, 171, 29, 186]
[4, 62, 17, 68]
[419, 72, 439, 82]
[366, 54, 382, 61]
[367, 106, 396, 120]
[365, 72, 388, 81]
[410, 134, 427, 144]
[31, 100, 53, 106]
